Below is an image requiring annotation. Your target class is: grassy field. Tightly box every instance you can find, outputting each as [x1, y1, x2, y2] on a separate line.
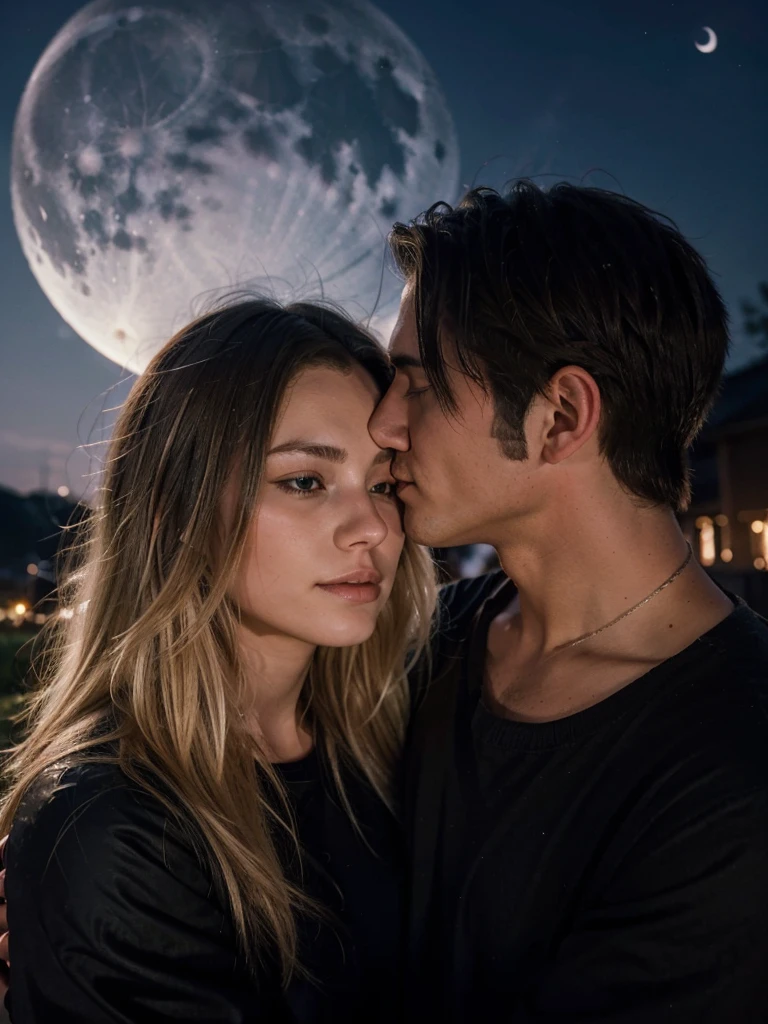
[0, 629, 38, 751]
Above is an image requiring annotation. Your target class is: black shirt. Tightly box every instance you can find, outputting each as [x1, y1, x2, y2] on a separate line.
[404, 570, 768, 1023]
[6, 744, 404, 1023]
[272, 750, 404, 1023]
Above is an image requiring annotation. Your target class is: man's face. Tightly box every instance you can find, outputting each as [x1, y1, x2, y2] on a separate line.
[369, 285, 539, 549]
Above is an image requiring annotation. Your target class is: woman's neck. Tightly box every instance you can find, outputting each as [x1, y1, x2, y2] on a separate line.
[236, 620, 316, 763]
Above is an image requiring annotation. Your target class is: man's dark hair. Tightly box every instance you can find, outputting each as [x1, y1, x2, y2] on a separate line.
[388, 181, 729, 512]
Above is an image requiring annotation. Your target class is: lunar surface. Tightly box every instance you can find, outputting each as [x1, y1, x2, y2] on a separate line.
[11, 0, 459, 370]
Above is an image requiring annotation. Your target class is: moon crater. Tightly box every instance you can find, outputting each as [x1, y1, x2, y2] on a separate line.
[11, 0, 459, 370]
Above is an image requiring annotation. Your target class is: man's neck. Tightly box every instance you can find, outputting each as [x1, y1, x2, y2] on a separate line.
[482, 488, 733, 723]
[492, 496, 719, 660]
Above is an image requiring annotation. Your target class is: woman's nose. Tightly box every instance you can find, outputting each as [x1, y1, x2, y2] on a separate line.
[334, 495, 389, 551]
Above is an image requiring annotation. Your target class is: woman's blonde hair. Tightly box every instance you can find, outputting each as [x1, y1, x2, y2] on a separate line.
[0, 298, 436, 982]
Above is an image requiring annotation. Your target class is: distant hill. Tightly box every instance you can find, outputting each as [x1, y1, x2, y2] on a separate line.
[0, 487, 88, 593]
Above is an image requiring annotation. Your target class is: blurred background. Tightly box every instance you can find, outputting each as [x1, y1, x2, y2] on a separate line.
[0, 0, 766, 780]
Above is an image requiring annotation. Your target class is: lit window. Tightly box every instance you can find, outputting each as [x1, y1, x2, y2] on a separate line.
[699, 521, 716, 566]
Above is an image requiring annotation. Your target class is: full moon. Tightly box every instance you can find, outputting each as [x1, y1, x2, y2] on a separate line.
[11, 0, 459, 371]
[695, 26, 718, 53]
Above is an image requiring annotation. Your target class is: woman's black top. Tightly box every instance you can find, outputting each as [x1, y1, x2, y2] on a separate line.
[5, 745, 405, 1023]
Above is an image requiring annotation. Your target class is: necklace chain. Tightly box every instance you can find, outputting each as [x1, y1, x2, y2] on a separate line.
[550, 542, 693, 654]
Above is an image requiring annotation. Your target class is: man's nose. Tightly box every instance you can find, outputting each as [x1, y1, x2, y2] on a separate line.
[369, 385, 410, 451]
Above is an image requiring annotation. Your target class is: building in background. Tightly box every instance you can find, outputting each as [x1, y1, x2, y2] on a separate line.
[683, 354, 768, 614]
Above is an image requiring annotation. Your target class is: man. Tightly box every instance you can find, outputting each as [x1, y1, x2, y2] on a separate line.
[370, 181, 768, 1022]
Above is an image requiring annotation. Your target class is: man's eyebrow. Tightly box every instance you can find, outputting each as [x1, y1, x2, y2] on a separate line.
[390, 354, 424, 371]
[267, 441, 346, 462]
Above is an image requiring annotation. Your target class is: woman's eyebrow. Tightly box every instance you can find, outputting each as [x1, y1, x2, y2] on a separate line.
[372, 448, 396, 466]
[267, 442, 395, 467]
[268, 441, 346, 462]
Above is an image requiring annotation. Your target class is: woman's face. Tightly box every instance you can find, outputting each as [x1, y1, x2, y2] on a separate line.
[226, 363, 405, 649]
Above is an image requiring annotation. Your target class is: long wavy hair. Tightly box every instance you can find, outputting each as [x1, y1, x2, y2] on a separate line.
[0, 298, 436, 982]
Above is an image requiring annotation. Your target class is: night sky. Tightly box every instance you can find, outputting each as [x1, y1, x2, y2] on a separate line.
[1, 0, 766, 496]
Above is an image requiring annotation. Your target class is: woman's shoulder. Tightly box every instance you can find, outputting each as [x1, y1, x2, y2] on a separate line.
[7, 756, 209, 900]
[13, 757, 165, 840]
[4, 761, 254, 1021]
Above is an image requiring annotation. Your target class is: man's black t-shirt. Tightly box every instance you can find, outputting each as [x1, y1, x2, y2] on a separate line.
[404, 570, 768, 1023]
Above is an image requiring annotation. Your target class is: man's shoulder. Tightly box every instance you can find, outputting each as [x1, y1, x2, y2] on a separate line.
[693, 599, 768, 718]
[627, 602, 768, 820]
[723, 597, 768, 663]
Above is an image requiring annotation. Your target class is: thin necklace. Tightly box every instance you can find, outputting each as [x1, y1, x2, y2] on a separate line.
[550, 542, 693, 654]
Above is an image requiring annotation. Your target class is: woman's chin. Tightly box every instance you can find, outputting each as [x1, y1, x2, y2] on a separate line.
[305, 608, 381, 649]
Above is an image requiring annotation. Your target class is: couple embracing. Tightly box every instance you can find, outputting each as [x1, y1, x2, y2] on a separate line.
[2, 180, 768, 1023]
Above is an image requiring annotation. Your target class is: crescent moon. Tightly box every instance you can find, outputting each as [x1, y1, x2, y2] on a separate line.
[695, 26, 717, 53]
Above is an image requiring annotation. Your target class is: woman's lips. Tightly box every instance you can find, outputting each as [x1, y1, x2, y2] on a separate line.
[316, 582, 382, 603]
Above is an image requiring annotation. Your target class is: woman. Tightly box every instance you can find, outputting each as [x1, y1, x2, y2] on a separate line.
[0, 298, 435, 1022]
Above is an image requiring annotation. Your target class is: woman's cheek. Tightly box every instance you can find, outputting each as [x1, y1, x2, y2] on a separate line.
[235, 502, 313, 597]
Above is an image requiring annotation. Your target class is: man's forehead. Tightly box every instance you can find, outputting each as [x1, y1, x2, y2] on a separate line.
[388, 287, 420, 362]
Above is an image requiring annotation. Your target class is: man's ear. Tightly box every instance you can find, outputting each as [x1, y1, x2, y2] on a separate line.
[541, 366, 601, 465]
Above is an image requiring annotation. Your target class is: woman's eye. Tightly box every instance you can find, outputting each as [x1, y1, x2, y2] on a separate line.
[370, 481, 398, 497]
[277, 475, 322, 496]
[405, 386, 431, 399]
